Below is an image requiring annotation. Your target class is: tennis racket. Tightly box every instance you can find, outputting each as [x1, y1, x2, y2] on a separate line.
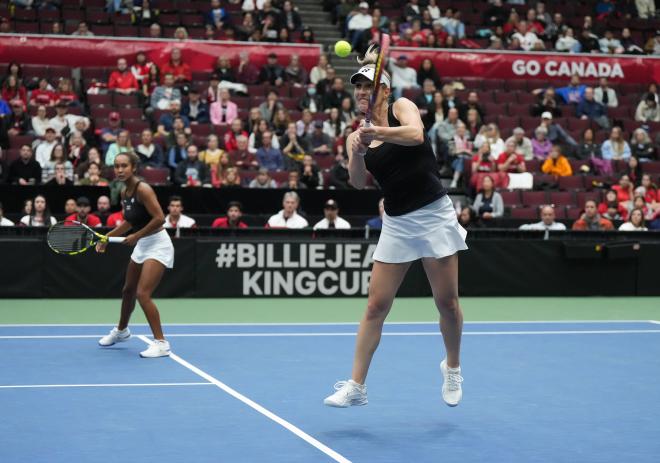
[364, 32, 391, 126]
[47, 220, 125, 255]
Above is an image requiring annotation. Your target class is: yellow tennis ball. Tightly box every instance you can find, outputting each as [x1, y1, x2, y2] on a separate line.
[334, 40, 352, 58]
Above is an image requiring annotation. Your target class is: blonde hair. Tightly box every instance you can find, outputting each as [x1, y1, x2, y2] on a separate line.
[356, 44, 391, 84]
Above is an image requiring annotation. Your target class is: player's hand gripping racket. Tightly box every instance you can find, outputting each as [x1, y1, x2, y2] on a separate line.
[364, 33, 390, 128]
[47, 220, 125, 255]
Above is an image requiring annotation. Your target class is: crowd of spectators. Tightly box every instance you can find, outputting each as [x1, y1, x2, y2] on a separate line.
[328, 0, 659, 55]
[1, 0, 659, 231]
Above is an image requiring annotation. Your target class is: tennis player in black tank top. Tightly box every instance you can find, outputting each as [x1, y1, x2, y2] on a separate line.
[95, 152, 173, 358]
[324, 46, 467, 408]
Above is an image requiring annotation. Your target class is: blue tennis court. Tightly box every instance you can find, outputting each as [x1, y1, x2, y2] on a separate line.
[2, 321, 660, 463]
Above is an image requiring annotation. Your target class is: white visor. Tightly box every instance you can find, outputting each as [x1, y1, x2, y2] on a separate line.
[350, 65, 390, 88]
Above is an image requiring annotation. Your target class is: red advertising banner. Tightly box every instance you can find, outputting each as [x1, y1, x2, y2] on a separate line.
[1, 35, 657, 84]
[0, 35, 321, 70]
[393, 47, 660, 84]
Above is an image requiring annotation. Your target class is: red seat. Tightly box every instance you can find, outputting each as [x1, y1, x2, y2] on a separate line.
[566, 207, 582, 220]
[526, 159, 541, 173]
[554, 206, 567, 220]
[15, 23, 40, 34]
[558, 176, 584, 190]
[48, 66, 72, 80]
[569, 159, 589, 173]
[119, 108, 144, 120]
[313, 154, 335, 170]
[499, 190, 521, 207]
[522, 191, 548, 206]
[402, 88, 422, 100]
[9, 135, 35, 149]
[87, 94, 113, 107]
[576, 191, 602, 207]
[271, 171, 290, 185]
[511, 207, 538, 220]
[139, 167, 170, 185]
[549, 191, 576, 207]
[190, 124, 214, 136]
[113, 93, 139, 108]
[643, 162, 660, 174]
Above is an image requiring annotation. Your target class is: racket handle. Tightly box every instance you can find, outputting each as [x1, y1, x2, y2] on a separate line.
[108, 237, 125, 243]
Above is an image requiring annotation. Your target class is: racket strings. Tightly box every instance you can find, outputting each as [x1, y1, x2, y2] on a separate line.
[47, 223, 96, 253]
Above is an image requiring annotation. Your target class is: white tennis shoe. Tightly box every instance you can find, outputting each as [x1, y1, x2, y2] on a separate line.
[98, 327, 131, 346]
[323, 380, 368, 407]
[441, 359, 463, 407]
[140, 339, 171, 358]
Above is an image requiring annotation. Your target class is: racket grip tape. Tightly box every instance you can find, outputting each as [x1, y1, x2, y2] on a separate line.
[108, 237, 126, 243]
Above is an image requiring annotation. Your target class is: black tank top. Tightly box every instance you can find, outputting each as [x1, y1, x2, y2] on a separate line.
[121, 181, 152, 232]
[364, 104, 446, 216]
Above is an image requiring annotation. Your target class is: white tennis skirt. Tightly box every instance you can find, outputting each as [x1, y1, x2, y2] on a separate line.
[373, 195, 468, 263]
[130, 229, 174, 268]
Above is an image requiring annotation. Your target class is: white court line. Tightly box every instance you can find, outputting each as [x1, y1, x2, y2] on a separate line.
[0, 320, 652, 327]
[0, 382, 212, 389]
[649, 320, 660, 325]
[3, 329, 660, 340]
[136, 335, 352, 463]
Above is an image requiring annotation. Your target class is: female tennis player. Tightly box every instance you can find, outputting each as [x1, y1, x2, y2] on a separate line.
[96, 152, 173, 358]
[324, 46, 468, 408]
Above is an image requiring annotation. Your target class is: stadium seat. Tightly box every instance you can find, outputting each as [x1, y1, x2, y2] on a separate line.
[87, 94, 113, 107]
[499, 190, 521, 207]
[549, 191, 576, 207]
[15, 23, 40, 34]
[271, 171, 290, 185]
[9, 135, 34, 149]
[113, 93, 139, 108]
[139, 168, 170, 185]
[522, 191, 548, 207]
[576, 191, 602, 206]
[642, 162, 660, 174]
[314, 154, 335, 170]
[525, 159, 541, 173]
[554, 206, 567, 220]
[558, 176, 585, 190]
[566, 207, 582, 220]
[510, 207, 538, 220]
[48, 66, 72, 80]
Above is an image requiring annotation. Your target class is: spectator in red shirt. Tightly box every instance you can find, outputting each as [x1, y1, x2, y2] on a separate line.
[30, 78, 57, 107]
[131, 52, 152, 87]
[65, 196, 102, 228]
[212, 201, 248, 228]
[497, 140, 527, 173]
[641, 174, 658, 205]
[106, 209, 125, 228]
[108, 58, 139, 95]
[56, 78, 78, 105]
[224, 119, 249, 152]
[160, 48, 192, 87]
[612, 174, 634, 208]
[598, 190, 629, 221]
[1, 75, 27, 105]
[229, 135, 259, 170]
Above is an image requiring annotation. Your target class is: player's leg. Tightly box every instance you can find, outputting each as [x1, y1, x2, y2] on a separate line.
[352, 261, 412, 384]
[135, 259, 170, 358]
[136, 259, 167, 340]
[118, 260, 142, 330]
[421, 253, 464, 406]
[98, 259, 142, 347]
[324, 261, 410, 407]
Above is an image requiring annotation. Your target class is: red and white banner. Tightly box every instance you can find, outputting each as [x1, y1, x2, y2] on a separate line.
[1, 35, 657, 84]
[393, 47, 660, 84]
[0, 35, 321, 70]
